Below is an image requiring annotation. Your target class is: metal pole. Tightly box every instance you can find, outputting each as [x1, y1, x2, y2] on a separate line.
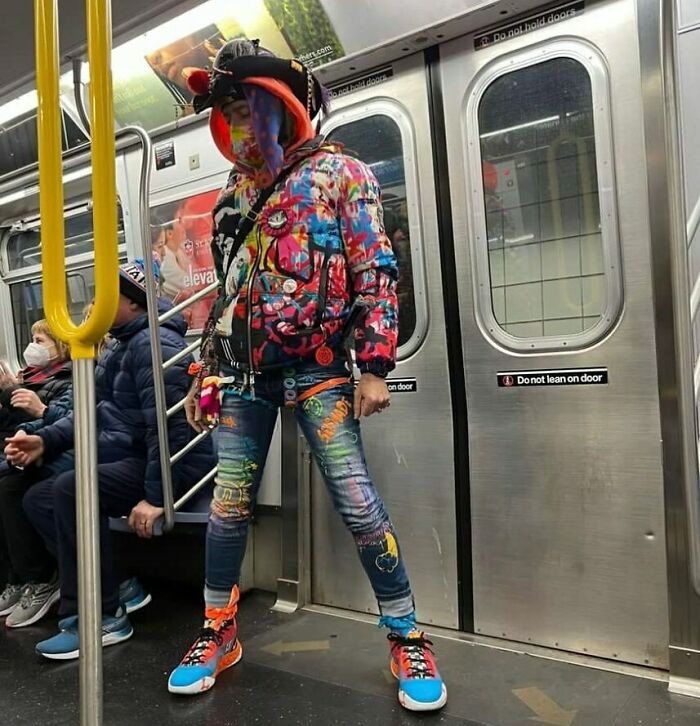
[125, 125, 177, 532]
[74, 357, 103, 726]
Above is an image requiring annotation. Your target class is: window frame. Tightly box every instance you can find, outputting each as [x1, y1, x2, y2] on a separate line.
[321, 98, 429, 360]
[1, 200, 127, 280]
[7, 256, 127, 360]
[464, 39, 622, 353]
[0, 201, 128, 363]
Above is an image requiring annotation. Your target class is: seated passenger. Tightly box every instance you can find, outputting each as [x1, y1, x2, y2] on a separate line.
[0, 321, 73, 461]
[0, 321, 73, 626]
[6, 261, 214, 658]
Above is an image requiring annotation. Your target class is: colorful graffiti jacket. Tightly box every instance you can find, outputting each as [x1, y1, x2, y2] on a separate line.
[208, 139, 399, 377]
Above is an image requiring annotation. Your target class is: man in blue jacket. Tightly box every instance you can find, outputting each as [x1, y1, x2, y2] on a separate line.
[8, 261, 214, 659]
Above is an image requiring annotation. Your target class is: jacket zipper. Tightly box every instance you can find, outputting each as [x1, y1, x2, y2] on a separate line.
[246, 226, 263, 399]
[314, 245, 332, 328]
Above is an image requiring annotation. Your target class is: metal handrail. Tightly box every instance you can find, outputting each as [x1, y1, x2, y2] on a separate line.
[174, 466, 218, 511]
[158, 282, 218, 324]
[170, 430, 211, 466]
[162, 338, 200, 371]
[124, 125, 181, 533]
[167, 398, 187, 419]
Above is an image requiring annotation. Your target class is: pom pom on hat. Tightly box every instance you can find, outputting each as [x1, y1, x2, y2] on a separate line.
[186, 69, 211, 97]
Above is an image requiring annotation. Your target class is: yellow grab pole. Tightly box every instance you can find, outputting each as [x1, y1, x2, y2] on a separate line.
[35, 0, 119, 354]
[35, 2, 119, 724]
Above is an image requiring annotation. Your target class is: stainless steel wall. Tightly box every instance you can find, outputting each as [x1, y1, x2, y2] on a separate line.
[309, 54, 460, 629]
[440, 0, 669, 666]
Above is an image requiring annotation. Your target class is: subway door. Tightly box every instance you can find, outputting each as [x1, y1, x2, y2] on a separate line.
[310, 54, 459, 628]
[440, 0, 668, 665]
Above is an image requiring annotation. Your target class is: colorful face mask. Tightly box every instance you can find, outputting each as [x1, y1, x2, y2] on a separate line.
[229, 123, 265, 171]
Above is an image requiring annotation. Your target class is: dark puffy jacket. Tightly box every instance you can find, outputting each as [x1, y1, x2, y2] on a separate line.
[36, 304, 214, 506]
[0, 362, 73, 444]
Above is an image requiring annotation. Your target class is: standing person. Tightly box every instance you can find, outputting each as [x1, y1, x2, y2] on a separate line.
[167, 39, 446, 712]
[0, 320, 73, 626]
[10, 261, 214, 658]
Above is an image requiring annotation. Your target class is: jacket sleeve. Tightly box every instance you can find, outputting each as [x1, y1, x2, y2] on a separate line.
[129, 335, 166, 507]
[35, 411, 75, 458]
[19, 381, 73, 434]
[336, 156, 399, 377]
[41, 384, 73, 426]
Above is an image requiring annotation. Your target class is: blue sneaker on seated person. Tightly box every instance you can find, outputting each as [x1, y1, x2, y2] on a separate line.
[36, 606, 133, 660]
[119, 577, 152, 614]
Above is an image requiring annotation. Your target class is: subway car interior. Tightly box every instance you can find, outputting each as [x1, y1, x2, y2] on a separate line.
[2, 0, 700, 723]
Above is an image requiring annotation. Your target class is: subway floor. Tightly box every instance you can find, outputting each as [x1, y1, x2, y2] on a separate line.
[1, 580, 700, 725]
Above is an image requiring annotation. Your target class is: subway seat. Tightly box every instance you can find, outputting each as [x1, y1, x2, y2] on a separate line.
[108, 429, 218, 535]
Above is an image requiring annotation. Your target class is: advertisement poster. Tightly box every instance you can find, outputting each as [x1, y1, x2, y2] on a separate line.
[150, 189, 220, 331]
[109, 0, 344, 131]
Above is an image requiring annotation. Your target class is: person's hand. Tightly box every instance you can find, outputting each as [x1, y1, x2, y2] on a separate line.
[353, 373, 391, 418]
[127, 500, 164, 539]
[184, 380, 206, 433]
[10, 389, 46, 418]
[4, 430, 44, 467]
[0, 370, 18, 391]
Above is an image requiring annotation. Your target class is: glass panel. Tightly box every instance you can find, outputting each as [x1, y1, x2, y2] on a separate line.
[11, 266, 95, 356]
[9, 255, 131, 357]
[150, 190, 220, 332]
[6, 204, 125, 271]
[0, 110, 88, 177]
[326, 115, 417, 348]
[478, 57, 605, 339]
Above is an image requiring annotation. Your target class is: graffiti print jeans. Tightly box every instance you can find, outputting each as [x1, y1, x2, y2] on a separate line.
[205, 358, 414, 618]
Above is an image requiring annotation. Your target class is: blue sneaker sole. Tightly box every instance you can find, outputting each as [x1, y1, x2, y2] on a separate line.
[168, 642, 243, 695]
[398, 683, 448, 712]
[37, 626, 134, 661]
[123, 592, 152, 615]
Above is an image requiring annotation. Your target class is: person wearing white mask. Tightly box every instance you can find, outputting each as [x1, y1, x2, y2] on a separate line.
[0, 319, 73, 627]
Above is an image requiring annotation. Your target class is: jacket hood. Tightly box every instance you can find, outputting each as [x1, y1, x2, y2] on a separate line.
[208, 77, 315, 169]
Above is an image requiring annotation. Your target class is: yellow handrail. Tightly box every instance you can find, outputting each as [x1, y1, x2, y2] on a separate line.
[35, 0, 118, 358]
[34, 2, 119, 723]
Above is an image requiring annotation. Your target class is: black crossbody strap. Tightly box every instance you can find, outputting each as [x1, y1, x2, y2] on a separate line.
[222, 162, 300, 283]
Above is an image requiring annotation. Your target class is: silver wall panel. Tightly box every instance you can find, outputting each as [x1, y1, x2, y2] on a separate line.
[309, 54, 459, 628]
[677, 31, 700, 226]
[677, 0, 700, 29]
[440, 0, 668, 665]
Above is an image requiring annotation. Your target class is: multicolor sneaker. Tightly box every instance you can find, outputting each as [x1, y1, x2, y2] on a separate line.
[6, 576, 60, 628]
[168, 586, 242, 695]
[35, 606, 133, 660]
[119, 577, 152, 614]
[388, 630, 447, 712]
[0, 583, 23, 616]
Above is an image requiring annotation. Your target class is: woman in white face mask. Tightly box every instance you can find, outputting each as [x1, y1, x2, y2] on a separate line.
[0, 319, 73, 627]
[0, 320, 72, 426]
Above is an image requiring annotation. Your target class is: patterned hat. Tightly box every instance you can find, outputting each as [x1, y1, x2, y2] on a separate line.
[186, 38, 326, 118]
[119, 259, 159, 308]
